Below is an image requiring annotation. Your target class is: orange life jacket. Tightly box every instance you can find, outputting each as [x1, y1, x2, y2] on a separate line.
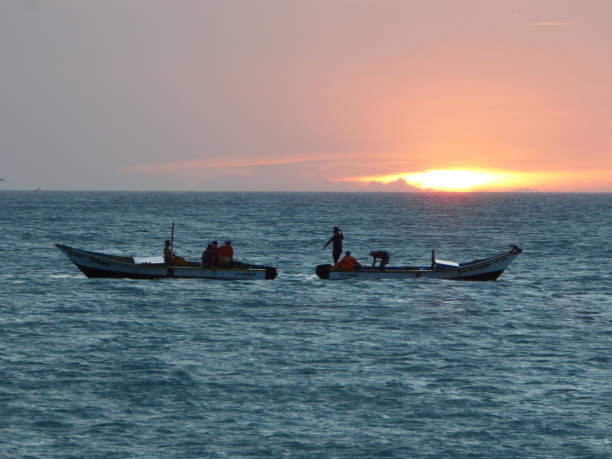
[218, 245, 233, 259]
[336, 255, 358, 271]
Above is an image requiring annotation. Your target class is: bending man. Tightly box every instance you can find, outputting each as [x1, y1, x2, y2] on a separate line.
[369, 250, 390, 271]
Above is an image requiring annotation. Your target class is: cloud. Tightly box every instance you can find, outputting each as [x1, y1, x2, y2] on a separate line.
[124, 158, 328, 175]
[530, 21, 570, 27]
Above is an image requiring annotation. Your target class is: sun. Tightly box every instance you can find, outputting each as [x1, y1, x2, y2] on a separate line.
[353, 168, 523, 191]
[402, 169, 499, 191]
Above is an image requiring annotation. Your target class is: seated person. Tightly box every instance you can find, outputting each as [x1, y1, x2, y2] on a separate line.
[164, 240, 175, 265]
[201, 243, 216, 267]
[334, 250, 360, 271]
[217, 240, 234, 267]
[212, 241, 220, 266]
[369, 250, 390, 271]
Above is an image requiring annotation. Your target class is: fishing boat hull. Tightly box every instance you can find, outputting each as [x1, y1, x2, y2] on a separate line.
[316, 246, 521, 281]
[56, 244, 277, 280]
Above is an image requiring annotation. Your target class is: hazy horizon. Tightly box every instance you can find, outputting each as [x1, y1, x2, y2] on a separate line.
[1, 186, 610, 194]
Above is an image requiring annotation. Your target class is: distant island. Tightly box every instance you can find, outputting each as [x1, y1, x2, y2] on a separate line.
[365, 178, 421, 191]
[510, 187, 539, 192]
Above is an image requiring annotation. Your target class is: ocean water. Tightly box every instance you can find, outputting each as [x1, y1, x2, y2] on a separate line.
[1, 191, 611, 458]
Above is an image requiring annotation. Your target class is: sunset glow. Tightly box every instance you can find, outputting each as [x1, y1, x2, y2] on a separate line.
[355, 169, 525, 192]
[349, 169, 612, 192]
[3, 2, 612, 192]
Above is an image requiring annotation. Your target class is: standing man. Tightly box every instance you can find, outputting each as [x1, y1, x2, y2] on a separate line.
[323, 227, 344, 264]
[369, 250, 390, 271]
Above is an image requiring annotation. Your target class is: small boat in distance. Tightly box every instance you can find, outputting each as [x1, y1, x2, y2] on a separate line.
[56, 244, 278, 280]
[316, 245, 522, 281]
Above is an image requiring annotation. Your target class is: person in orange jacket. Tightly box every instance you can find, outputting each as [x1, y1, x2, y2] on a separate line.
[334, 250, 360, 271]
[218, 241, 234, 267]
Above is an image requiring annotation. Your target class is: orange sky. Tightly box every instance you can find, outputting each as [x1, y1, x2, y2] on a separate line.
[2, 1, 611, 191]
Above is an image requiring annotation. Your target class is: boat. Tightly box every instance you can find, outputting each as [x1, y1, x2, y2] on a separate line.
[56, 244, 277, 280]
[315, 245, 522, 281]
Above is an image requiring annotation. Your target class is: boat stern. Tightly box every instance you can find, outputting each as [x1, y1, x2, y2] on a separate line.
[315, 264, 331, 279]
[265, 266, 278, 280]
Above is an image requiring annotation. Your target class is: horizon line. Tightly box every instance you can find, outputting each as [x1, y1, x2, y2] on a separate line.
[1, 188, 611, 194]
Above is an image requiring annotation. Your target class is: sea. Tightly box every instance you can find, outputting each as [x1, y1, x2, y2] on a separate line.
[1, 191, 611, 458]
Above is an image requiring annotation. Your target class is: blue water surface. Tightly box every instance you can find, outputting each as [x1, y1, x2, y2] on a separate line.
[1, 191, 611, 458]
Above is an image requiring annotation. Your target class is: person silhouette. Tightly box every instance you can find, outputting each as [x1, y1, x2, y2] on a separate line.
[323, 227, 344, 264]
[369, 250, 390, 271]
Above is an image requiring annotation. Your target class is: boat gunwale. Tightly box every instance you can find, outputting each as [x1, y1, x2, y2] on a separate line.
[55, 244, 268, 272]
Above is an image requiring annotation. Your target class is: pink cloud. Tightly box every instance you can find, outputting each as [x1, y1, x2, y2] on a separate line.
[124, 157, 327, 175]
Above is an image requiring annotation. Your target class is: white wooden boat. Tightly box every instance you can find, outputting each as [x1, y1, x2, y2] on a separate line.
[56, 244, 277, 280]
[316, 246, 522, 281]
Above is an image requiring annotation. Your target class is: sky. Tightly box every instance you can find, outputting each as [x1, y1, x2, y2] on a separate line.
[1, 0, 611, 192]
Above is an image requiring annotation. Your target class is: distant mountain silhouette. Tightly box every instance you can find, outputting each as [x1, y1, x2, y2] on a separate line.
[511, 187, 539, 192]
[366, 178, 421, 191]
